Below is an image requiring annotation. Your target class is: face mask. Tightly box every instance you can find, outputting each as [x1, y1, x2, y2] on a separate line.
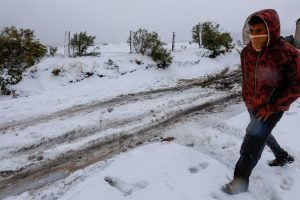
[249, 34, 268, 51]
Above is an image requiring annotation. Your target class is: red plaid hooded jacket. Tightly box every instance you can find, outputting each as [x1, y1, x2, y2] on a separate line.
[241, 9, 300, 112]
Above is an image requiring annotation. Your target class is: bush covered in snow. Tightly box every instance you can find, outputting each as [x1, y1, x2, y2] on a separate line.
[128, 28, 163, 55]
[128, 28, 172, 68]
[48, 46, 58, 57]
[70, 31, 100, 57]
[192, 21, 233, 58]
[150, 45, 173, 68]
[0, 26, 46, 95]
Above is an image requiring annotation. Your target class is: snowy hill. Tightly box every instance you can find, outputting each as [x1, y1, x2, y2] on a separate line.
[1, 43, 239, 123]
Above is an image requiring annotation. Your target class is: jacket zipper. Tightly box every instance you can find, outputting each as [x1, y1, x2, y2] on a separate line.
[268, 88, 276, 102]
[251, 51, 261, 110]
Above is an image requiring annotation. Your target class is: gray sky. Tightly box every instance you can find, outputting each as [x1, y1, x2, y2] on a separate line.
[0, 0, 299, 45]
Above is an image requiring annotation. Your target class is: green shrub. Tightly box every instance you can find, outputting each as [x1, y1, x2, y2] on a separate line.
[192, 21, 233, 58]
[128, 28, 172, 68]
[150, 45, 173, 68]
[49, 46, 58, 56]
[128, 28, 163, 55]
[0, 26, 46, 94]
[70, 31, 100, 57]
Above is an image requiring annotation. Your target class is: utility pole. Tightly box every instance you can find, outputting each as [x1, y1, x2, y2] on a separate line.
[172, 32, 176, 51]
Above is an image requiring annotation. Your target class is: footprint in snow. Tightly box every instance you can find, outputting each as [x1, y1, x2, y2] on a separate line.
[189, 162, 209, 174]
[221, 141, 236, 150]
[104, 176, 148, 196]
[163, 172, 176, 191]
[280, 175, 294, 191]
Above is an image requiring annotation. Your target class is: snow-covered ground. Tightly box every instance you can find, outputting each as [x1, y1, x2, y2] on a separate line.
[7, 101, 300, 200]
[1, 42, 299, 200]
[1, 43, 238, 123]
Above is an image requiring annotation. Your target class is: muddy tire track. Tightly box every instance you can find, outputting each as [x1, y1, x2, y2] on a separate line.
[0, 68, 241, 133]
[11, 91, 214, 157]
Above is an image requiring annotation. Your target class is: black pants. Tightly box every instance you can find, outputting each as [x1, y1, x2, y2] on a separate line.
[234, 110, 284, 179]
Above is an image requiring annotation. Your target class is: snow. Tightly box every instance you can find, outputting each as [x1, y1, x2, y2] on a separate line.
[0, 43, 239, 124]
[1, 42, 299, 200]
[59, 143, 230, 200]
[24, 103, 300, 200]
[0, 86, 224, 171]
[7, 101, 300, 200]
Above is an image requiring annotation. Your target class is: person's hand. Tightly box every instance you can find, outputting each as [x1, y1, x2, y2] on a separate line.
[256, 104, 276, 121]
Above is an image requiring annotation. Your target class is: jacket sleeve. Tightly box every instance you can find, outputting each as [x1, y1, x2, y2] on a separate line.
[241, 49, 247, 102]
[274, 50, 300, 111]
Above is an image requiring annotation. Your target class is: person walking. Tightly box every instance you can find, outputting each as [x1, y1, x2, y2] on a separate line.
[222, 9, 300, 194]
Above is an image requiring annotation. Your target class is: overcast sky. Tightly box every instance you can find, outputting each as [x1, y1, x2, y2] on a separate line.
[0, 0, 299, 45]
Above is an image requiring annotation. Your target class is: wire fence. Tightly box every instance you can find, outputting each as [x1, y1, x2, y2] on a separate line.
[61, 29, 204, 57]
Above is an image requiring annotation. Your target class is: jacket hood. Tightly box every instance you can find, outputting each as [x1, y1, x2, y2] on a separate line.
[242, 9, 281, 46]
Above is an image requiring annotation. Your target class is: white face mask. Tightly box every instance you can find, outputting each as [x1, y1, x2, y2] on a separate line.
[249, 34, 268, 51]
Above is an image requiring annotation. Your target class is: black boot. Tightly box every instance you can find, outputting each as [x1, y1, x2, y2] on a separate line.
[268, 151, 294, 167]
[222, 177, 249, 194]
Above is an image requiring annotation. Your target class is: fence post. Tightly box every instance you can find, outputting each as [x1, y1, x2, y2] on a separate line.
[172, 32, 176, 51]
[64, 31, 67, 57]
[130, 30, 133, 54]
[64, 31, 71, 57]
[198, 23, 202, 48]
[199, 25, 202, 47]
[68, 31, 71, 56]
